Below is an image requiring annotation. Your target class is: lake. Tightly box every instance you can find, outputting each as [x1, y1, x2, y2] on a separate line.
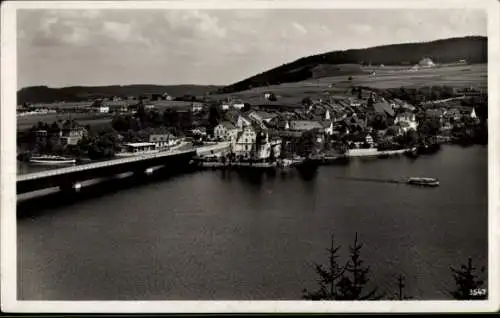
[17, 145, 488, 300]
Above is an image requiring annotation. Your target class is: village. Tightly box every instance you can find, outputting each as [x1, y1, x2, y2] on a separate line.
[17, 72, 486, 169]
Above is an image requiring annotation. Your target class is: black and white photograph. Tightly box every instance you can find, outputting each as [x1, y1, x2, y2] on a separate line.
[2, 0, 499, 313]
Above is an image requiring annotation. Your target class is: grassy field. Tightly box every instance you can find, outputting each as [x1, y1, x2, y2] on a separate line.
[17, 113, 114, 131]
[211, 64, 487, 102]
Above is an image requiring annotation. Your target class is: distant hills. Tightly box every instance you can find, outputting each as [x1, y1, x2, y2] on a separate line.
[18, 36, 487, 103]
[17, 85, 221, 105]
[217, 36, 487, 94]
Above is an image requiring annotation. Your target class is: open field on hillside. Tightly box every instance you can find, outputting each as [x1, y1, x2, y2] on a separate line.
[344, 64, 486, 89]
[17, 113, 114, 131]
[211, 64, 487, 102]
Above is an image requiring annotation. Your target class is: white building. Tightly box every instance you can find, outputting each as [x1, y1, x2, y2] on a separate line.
[59, 127, 87, 146]
[419, 57, 435, 68]
[234, 125, 256, 156]
[214, 121, 240, 146]
[248, 111, 278, 125]
[96, 105, 109, 113]
[255, 132, 282, 160]
[149, 133, 178, 150]
[116, 142, 158, 157]
[236, 115, 252, 129]
[324, 109, 331, 121]
[394, 111, 418, 132]
[232, 102, 245, 110]
[470, 107, 477, 119]
[366, 134, 374, 146]
[192, 102, 204, 113]
[321, 121, 334, 136]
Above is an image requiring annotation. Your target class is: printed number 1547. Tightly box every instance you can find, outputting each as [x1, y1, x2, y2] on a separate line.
[470, 288, 487, 296]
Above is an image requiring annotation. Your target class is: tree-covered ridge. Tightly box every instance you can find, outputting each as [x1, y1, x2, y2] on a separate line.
[17, 84, 221, 104]
[218, 36, 487, 94]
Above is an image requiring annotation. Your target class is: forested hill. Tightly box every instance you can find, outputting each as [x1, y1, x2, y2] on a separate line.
[17, 84, 221, 104]
[217, 36, 487, 94]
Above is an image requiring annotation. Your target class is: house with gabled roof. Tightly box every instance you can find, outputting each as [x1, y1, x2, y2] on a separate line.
[214, 121, 240, 145]
[394, 111, 418, 132]
[288, 120, 324, 132]
[248, 111, 278, 125]
[234, 125, 256, 156]
[373, 100, 395, 118]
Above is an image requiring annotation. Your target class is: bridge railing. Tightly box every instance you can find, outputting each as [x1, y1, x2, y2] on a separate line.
[17, 142, 231, 182]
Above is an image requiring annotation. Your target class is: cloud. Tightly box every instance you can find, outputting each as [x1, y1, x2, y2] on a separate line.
[291, 22, 307, 35]
[102, 21, 132, 42]
[164, 10, 227, 39]
[17, 9, 487, 88]
[349, 24, 372, 34]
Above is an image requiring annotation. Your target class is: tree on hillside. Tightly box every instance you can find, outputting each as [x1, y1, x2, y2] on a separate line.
[370, 114, 388, 130]
[367, 96, 374, 109]
[302, 97, 313, 108]
[48, 122, 61, 135]
[178, 110, 194, 131]
[85, 129, 120, 160]
[242, 103, 251, 112]
[418, 116, 441, 138]
[147, 109, 164, 128]
[134, 102, 147, 125]
[163, 109, 180, 129]
[336, 232, 384, 300]
[112, 115, 130, 132]
[450, 257, 487, 300]
[394, 128, 419, 146]
[302, 234, 347, 300]
[208, 104, 221, 129]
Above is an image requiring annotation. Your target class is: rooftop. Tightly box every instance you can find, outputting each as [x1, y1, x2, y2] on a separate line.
[249, 111, 278, 120]
[124, 142, 157, 147]
[373, 100, 395, 117]
[219, 121, 237, 130]
[289, 120, 324, 131]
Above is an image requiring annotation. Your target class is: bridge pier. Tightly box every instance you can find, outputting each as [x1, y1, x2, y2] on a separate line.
[133, 166, 163, 182]
[18, 144, 230, 196]
[144, 167, 154, 176]
[60, 181, 82, 194]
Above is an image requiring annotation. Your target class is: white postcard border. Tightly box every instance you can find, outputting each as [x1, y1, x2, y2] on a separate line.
[2, 0, 499, 313]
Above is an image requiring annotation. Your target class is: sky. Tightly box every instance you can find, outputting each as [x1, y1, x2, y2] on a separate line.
[17, 9, 486, 88]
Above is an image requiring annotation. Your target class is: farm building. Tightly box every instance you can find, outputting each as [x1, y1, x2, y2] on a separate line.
[418, 57, 435, 68]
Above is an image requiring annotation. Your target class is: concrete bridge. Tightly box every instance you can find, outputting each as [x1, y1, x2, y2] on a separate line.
[17, 142, 231, 195]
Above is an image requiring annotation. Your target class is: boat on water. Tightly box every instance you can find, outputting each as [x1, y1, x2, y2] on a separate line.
[29, 155, 76, 165]
[407, 177, 440, 187]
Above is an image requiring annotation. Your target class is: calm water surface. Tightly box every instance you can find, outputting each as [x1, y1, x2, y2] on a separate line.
[17, 145, 488, 300]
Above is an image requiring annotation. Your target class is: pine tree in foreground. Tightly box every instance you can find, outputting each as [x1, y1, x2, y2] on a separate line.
[386, 274, 413, 300]
[450, 257, 487, 300]
[336, 232, 384, 300]
[302, 234, 347, 300]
